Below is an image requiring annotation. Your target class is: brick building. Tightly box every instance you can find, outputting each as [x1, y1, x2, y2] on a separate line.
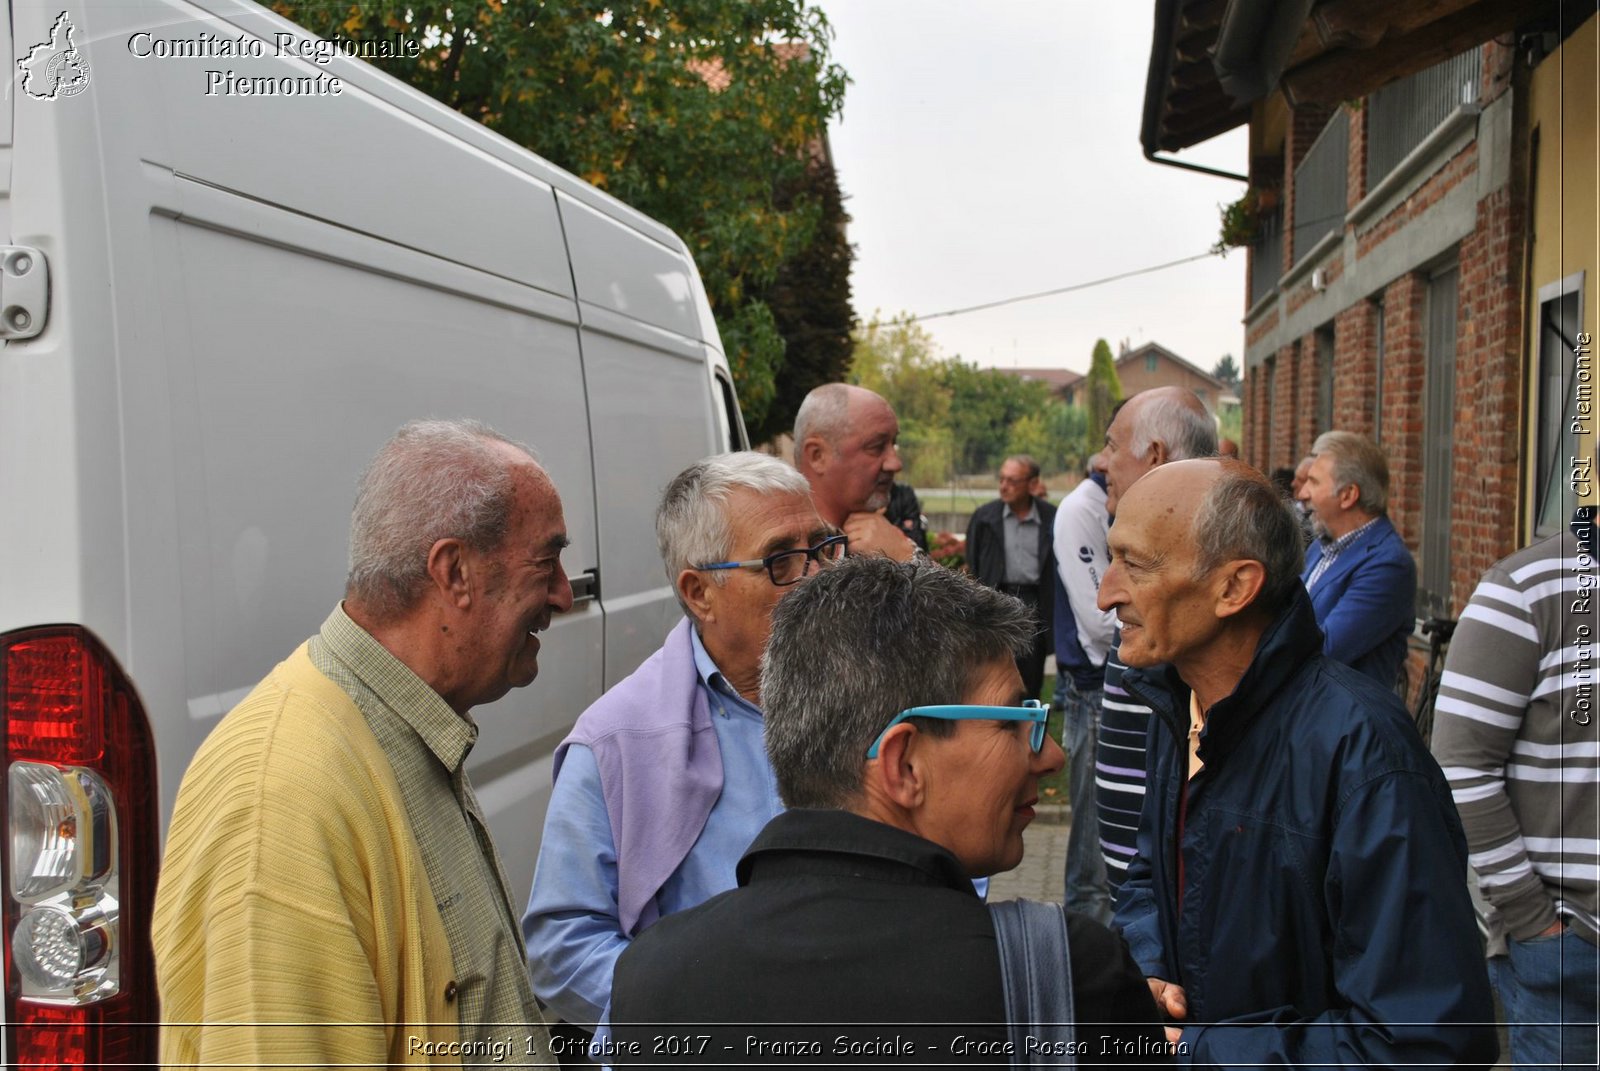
[1142, 0, 1597, 630]
[1111, 341, 1233, 414]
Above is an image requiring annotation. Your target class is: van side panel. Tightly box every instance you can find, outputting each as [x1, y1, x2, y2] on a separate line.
[558, 193, 724, 682]
[2, 0, 745, 910]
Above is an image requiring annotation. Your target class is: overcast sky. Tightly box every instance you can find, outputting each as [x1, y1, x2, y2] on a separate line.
[814, 0, 1251, 376]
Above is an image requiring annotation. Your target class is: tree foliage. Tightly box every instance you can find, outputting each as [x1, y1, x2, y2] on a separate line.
[1212, 353, 1241, 392]
[275, 0, 850, 434]
[1008, 403, 1087, 477]
[1083, 338, 1124, 455]
[849, 316, 952, 485]
[848, 315, 1088, 484]
[750, 154, 856, 443]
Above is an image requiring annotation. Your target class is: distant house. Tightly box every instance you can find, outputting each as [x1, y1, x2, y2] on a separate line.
[997, 346, 1235, 419]
[996, 367, 1084, 403]
[1114, 342, 1231, 413]
[1141, 0, 1598, 622]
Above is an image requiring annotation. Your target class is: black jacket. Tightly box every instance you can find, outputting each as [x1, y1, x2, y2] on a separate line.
[612, 809, 1166, 1069]
[965, 496, 1055, 638]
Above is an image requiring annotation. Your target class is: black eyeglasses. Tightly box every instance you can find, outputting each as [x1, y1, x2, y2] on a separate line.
[692, 534, 848, 587]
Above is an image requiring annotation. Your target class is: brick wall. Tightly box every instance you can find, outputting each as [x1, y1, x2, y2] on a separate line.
[1346, 102, 1368, 208]
[1482, 36, 1515, 106]
[1239, 35, 1531, 623]
[1270, 342, 1301, 467]
[1380, 273, 1428, 553]
[1451, 183, 1525, 602]
[1355, 143, 1479, 260]
[1244, 368, 1259, 468]
[1332, 301, 1379, 437]
[1296, 332, 1322, 450]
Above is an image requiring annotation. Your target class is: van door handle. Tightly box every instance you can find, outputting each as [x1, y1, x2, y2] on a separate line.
[570, 567, 599, 607]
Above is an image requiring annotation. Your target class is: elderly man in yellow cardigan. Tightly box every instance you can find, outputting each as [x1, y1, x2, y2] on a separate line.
[154, 420, 572, 1069]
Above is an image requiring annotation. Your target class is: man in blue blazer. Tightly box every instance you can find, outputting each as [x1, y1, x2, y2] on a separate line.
[1298, 430, 1417, 689]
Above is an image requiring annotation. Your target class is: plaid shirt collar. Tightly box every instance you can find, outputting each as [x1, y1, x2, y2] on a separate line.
[1307, 515, 1381, 590]
[318, 603, 476, 774]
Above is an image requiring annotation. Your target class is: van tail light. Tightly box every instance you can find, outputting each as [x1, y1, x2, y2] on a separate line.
[3, 628, 159, 1068]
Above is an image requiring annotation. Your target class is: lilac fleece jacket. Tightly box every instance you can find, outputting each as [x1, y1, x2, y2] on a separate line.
[554, 618, 723, 935]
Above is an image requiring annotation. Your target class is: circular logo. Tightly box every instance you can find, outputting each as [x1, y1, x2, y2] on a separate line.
[45, 49, 91, 98]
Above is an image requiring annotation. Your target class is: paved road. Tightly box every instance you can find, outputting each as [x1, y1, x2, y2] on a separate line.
[987, 806, 1069, 903]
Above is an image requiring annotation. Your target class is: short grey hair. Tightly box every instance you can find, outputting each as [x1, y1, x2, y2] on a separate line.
[791, 383, 853, 467]
[347, 419, 537, 621]
[1128, 391, 1218, 463]
[656, 452, 814, 610]
[762, 556, 1035, 809]
[1312, 430, 1389, 514]
[1191, 465, 1305, 615]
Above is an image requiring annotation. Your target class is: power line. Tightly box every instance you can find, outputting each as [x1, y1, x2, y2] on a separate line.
[900, 250, 1225, 324]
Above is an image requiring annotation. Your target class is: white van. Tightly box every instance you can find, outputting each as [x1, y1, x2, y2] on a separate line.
[0, 0, 747, 1062]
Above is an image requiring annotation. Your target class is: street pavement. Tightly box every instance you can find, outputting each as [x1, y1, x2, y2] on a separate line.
[987, 804, 1069, 903]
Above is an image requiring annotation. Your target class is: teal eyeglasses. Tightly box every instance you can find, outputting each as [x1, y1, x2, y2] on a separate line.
[866, 700, 1048, 759]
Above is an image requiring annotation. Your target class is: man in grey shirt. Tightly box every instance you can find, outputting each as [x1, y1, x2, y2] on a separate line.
[965, 454, 1055, 700]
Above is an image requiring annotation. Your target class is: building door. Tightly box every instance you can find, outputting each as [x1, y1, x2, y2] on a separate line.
[1420, 264, 1459, 619]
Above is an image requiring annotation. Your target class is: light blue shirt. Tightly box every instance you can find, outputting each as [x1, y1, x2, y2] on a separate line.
[523, 627, 783, 1029]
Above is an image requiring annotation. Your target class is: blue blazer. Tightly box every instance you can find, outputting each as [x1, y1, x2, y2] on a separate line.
[1301, 514, 1416, 689]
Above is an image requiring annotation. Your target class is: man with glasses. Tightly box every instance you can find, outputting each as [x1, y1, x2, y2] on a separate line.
[611, 556, 1163, 1066]
[523, 452, 839, 1053]
[966, 454, 1056, 700]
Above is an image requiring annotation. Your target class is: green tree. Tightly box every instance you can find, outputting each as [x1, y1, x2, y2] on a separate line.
[1083, 339, 1124, 455]
[276, 0, 849, 435]
[946, 363, 1051, 476]
[848, 315, 954, 485]
[849, 315, 950, 429]
[1212, 353, 1241, 393]
[1218, 403, 1243, 446]
[752, 157, 856, 443]
[1007, 403, 1088, 476]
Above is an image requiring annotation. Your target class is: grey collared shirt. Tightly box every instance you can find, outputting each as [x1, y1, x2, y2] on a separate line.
[1003, 503, 1042, 585]
[310, 606, 550, 1063]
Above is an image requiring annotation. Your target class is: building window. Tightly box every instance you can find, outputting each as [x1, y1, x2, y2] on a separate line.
[1146, 353, 1158, 373]
[1292, 111, 1349, 264]
[1367, 46, 1483, 190]
[1535, 272, 1586, 536]
[1420, 263, 1459, 620]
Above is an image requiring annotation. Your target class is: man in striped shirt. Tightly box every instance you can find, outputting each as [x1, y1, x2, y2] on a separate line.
[1431, 512, 1598, 1069]
[1092, 388, 1217, 896]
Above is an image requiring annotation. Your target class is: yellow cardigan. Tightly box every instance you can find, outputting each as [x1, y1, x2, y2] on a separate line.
[154, 642, 462, 1069]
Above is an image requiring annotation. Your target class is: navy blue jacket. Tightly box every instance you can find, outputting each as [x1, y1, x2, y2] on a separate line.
[1301, 514, 1416, 688]
[1113, 588, 1496, 1068]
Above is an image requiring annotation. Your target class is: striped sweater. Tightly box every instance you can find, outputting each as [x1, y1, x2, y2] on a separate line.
[1097, 638, 1152, 895]
[1431, 529, 1599, 949]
